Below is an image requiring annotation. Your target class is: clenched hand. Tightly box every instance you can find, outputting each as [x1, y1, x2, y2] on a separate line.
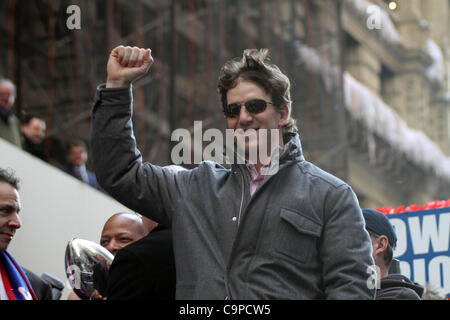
[106, 46, 154, 88]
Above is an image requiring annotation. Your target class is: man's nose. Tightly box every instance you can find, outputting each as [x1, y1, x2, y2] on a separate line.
[8, 213, 21, 230]
[106, 239, 120, 256]
[238, 105, 253, 125]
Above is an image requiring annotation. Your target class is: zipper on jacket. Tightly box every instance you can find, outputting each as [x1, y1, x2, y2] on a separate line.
[225, 166, 249, 299]
[237, 171, 245, 227]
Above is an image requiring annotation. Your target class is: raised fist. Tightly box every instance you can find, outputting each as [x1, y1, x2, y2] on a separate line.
[106, 46, 153, 88]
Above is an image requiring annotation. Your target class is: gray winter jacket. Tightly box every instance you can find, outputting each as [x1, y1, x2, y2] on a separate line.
[90, 84, 375, 300]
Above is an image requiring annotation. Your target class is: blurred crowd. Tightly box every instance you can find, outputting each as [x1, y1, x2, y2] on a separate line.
[0, 77, 100, 190]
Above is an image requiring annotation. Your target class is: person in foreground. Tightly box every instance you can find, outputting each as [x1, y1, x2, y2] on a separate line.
[90, 45, 375, 299]
[0, 167, 53, 300]
[362, 208, 423, 300]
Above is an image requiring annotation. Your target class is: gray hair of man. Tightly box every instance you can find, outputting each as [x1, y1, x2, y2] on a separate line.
[0, 78, 17, 107]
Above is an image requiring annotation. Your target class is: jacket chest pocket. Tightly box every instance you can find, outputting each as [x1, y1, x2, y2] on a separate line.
[274, 208, 322, 263]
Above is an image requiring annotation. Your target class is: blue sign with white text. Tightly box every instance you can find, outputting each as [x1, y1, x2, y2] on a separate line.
[386, 207, 450, 298]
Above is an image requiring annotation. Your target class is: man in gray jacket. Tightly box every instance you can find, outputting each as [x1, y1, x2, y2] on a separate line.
[90, 46, 375, 299]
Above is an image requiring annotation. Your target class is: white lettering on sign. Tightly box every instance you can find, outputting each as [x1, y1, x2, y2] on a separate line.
[399, 260, 411, 278]
[390, 218, 407, 257]
[413, 258, 426, 285]
[429, 256, 450, 294]
[399, 257, 449, 297]
[409, 213, 450, 255]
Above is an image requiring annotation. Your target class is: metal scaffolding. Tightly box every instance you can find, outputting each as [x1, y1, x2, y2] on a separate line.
[1, 0, 347, 179]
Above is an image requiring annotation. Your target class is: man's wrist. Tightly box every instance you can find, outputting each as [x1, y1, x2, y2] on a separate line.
[95, 83, 132, 107]
[106, 79, 131, 88]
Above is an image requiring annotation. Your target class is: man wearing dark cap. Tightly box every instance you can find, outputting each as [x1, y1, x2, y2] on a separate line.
[362, 208, 424, 300]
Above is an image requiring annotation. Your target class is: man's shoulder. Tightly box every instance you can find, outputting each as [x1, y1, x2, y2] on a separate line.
[23, 268, 53, 300]
[199, 160, 229, 170]
[8, 114, 21, 126]
[181, 160, 230, 180]
[377, 274, 424, 300]
[294, 160, 348, 190]
[60, 164, 74, 174]
[376, 286, 422, 300]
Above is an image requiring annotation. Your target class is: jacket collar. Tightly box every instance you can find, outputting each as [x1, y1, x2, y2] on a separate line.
[280, 132, 305, 163]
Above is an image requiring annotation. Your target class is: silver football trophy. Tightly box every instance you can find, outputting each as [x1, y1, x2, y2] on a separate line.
[65, 238, 114, 300]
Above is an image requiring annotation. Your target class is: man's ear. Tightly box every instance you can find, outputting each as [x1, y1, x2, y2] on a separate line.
[375, 235, 389, 255]
[278, 105, 289, 127]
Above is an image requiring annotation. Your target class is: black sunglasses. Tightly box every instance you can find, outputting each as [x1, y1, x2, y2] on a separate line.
[223, 99, 274, 118]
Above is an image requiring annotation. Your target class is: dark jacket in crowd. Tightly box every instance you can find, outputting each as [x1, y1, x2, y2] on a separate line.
[106, 226, 175, 300]
[90, 84, 375, 300]
[376, 274, 424, 300]
[22, 135, 48, 162]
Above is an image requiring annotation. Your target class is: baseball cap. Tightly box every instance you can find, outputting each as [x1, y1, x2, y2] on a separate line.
[362, 208, 397, 248]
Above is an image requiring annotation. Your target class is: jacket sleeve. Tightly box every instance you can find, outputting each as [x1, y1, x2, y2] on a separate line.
[320, 185, 376, 300]
[89, 84, 191, 226]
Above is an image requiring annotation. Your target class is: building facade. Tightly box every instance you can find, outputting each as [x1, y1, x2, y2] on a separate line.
[341, 0, 450, 207]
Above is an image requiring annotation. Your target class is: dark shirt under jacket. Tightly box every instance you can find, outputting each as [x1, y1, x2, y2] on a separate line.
[106, 226, 176, 300]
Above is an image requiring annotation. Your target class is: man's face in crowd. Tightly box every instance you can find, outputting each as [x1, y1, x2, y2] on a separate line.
[100, 214, 147, 256]
[22, 118, 46, 144]
[0, 83, 14, 111]
[226, 80, 287, 159]
[0, 182, 22, 251]
[68, 145, 87, 167]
